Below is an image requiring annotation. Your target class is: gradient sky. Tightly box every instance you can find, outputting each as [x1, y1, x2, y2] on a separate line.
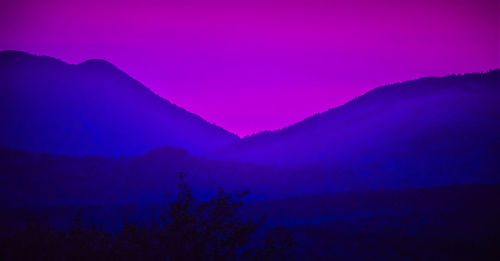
[1, 0, 498, 136]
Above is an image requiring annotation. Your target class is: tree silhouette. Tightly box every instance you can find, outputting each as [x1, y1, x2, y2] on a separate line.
[1, 173, 295, 260]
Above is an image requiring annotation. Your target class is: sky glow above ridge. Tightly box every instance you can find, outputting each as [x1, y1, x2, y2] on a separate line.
[1, 0, 498, 136]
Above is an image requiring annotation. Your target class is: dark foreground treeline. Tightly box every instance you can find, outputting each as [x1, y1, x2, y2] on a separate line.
[250, 184, 500, 260]
[2, 182, 500, 260]
[1, 174, 295, 261]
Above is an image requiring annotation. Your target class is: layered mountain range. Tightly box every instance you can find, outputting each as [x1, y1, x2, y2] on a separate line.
[1, 51, 499, 204]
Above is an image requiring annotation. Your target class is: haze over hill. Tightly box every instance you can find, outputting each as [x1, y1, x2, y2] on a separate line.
[1, 0, 499, 258]
[0, 51, 239, 156]
[213, 70, 500, 168]
[1, 70, 499, 206]
[0, 50, 498, 197]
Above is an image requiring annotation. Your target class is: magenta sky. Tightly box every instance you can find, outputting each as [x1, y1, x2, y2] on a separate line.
[1, 0, 498, 136]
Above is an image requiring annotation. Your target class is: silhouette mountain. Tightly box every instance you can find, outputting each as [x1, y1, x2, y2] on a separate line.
[0, 51, 239, 156]
[213, 70, 500, 172]
[0, 51, 498, 198]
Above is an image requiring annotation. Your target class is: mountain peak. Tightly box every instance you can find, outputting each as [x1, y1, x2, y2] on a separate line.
[0, 51, 239, 156]
[0, 50, 31, 56]
[78, 58, 119, 70]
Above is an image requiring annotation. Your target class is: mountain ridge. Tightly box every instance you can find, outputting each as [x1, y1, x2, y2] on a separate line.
[0, 50, 239, 156]
[212, 70, 500, 166]
[241, 70, 500, 141]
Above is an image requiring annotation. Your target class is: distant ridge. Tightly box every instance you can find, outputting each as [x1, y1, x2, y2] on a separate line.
[213, 70, 500, 168]
[0, 50, 239, 156]
[0, 61, 499, 200]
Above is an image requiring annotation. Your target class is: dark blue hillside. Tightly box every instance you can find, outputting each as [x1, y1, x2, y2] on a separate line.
[0, 51, 239, 156]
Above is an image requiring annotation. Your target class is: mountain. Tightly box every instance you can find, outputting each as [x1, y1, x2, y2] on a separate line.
[2, 71, 499, 207]
[1, 50, 498, 197]
[0, 146, 287, 206]
[0, 51, 238, 156]
[213, 70, 500, 178]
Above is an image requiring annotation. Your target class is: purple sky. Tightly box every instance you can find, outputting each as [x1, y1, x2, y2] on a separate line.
[1, 0, 498, 136]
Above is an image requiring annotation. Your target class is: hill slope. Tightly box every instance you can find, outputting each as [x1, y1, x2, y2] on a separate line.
[213, 70, 500, 171]
[0, 51, 238, 156]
